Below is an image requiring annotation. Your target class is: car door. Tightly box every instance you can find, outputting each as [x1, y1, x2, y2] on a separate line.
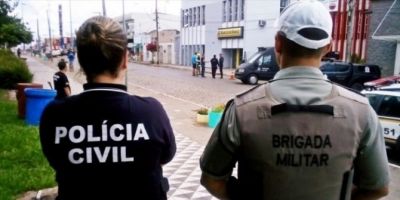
[320, 62, 351, 86]
[257, 54, 276, 80]
[375, 95, 400, 142]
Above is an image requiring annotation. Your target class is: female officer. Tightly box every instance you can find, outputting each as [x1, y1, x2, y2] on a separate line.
[39, 16, 176, 200]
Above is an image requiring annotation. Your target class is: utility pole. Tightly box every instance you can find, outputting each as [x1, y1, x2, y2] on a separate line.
[69, 0, 74, 49]
[47, 9, 53, 61]
[345, 0, 355, 62]
[155, 0, 160, 65]
[102, 0, 107, 17]
[122, 0, 128, 88]
[37, 18, 41, 56]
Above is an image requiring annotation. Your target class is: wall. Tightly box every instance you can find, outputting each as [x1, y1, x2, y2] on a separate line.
[367, 0, 396, 76]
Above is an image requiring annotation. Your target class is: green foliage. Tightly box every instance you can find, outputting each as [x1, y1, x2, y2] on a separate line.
[0, 0, 33, 48]
[350, 54, 366, 64]
[197, 107, 208, 115]
[0, 49, 33, 89]
[211, 103, 225, 113]
[0, 90, 56, 200]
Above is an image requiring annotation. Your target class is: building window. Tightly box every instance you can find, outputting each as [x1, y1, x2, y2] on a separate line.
[185, 9, 188, 27]
[223, 1, 226, 22]
[189, 8, 192, 26]
[228, 0, 232, 22]
[280, 0, 289, 13]
[202, 5, 206, 25]
[234, 0, 238, 21]
[197, 7, 201, 25]
[193, 7, 196, 26]
[241, 0, 244, 20]
[181, 10, 184, 27]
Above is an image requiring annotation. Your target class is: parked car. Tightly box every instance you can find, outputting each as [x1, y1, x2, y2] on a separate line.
[320, 61, 381, 90]
[235, 48, 381, 90]
[364, 75, 400, 91]
[234, 47, 279, 84]
[362, 90, 400, 157]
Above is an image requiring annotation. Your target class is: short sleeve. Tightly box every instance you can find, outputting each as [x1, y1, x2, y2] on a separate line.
[200, 100, 240, 180]
[353, 106, 390, 190]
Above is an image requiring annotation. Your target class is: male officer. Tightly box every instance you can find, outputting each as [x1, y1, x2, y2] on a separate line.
[200, 1, 390, 199]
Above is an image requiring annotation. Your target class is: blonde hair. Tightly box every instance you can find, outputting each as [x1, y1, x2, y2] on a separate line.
[76, 16, 127, 82]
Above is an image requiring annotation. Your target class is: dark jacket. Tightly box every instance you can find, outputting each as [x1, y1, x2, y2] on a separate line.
[211, 58, 219, 68]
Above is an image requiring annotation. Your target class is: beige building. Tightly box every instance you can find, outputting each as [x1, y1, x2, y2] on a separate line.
[145, 29, 180, 64]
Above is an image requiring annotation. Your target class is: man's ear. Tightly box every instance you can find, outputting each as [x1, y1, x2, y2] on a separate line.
[274, 33, 283, 67]
[322, 42, 332, 56]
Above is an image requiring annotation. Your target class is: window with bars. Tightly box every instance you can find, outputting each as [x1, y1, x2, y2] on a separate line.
[193, 8, 196, 26]
[223, 1, 226, 22]
[241, 0, 244, 20]
[202, 5, 206, 25]
[229, 0, 232, 22]
[198, 7, 201, 25]
[234, 0, 238, 21]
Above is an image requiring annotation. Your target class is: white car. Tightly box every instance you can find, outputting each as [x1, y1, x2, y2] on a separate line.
[362, 90, 400, 155]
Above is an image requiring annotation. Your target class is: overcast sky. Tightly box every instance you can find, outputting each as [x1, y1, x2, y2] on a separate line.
[12, 0, 181, 39]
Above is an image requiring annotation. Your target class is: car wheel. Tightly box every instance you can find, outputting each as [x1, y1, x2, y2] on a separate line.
[241, 79, 248, 84]
[351, 83, 363, 91]
[248, 74, 258, 85]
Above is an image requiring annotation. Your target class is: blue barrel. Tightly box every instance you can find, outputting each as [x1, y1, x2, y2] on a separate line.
[24, 88, 56, 126]
[208, 111, 223, 128]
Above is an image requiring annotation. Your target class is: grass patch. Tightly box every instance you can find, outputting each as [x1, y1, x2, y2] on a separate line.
[0, 89, 55, 200]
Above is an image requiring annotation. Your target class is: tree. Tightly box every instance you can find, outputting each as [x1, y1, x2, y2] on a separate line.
[0, 0, 33, 48]
[146, 42, 158, 63]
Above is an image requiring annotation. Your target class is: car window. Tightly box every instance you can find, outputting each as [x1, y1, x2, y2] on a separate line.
[335, 63, 350, 72]
[320, 63, 335, 72]
[365, 94, 382, 111]
[259, 55, 271, 67]
[377, 95, 400, 118]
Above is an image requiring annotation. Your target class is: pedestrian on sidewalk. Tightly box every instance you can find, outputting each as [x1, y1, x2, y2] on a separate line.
[40, 16, 176, 200]
[67, 49, 75, 72]
[218, 53, 224, 79]
[53, 59, 71, 100]
[200, 1, 389, 199]
[210, 54, 219, 79]
[17, 48, 21, 58]
[192, 52, 198, 76]
[200, 54, 206, 77]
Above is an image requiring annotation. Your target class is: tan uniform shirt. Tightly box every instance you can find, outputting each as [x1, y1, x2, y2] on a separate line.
[200, 67, 390, 199]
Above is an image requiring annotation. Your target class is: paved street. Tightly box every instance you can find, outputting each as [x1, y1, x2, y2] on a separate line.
[20, 55, 399, 199]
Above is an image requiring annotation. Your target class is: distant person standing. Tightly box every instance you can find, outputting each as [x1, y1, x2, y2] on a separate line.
[200, 54, 206, 77]
[67, 49, 75, 72]
[17, 48, 21, 58]
[219, 53, 224, 79]
[210, 55, 219, 79]
[192, 52, 198, 76]
[53, 59, 71, 100]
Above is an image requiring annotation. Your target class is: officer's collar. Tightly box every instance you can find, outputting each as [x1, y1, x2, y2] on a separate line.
[83, 83, 128, 94]
[273, 66, 326, 80]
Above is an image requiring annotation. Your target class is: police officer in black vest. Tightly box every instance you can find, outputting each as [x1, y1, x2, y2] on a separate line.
[40, 16, 176, 200]
[200, 1, 390, 199]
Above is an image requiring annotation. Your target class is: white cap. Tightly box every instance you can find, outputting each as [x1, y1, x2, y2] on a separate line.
[276, 0, 333, 49]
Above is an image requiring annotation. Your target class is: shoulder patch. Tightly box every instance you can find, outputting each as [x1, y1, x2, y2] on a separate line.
[335, 85, 369, 105]
[235, 83, 268, 106]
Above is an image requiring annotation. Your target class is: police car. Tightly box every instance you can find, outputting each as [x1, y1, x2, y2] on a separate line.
[362, 89, 400, 156]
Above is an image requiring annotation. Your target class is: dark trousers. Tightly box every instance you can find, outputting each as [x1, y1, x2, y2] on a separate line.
[211, 67, 217, 78]
[219, 66, 223, 78]
[201, 64, 205, 77]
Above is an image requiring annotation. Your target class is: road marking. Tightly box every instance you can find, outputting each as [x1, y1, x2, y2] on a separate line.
[128, 83, 208, 108]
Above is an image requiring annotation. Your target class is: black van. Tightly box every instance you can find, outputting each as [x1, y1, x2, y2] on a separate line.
[234, 47, 279, 84]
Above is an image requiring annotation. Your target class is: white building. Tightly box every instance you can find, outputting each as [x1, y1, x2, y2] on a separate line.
[180, 0, 286, 69]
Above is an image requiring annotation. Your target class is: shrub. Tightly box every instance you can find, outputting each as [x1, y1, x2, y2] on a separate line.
[0, 49, 33, 89]
[197, 107, 208, 115]
[211, 103, 225, 113]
